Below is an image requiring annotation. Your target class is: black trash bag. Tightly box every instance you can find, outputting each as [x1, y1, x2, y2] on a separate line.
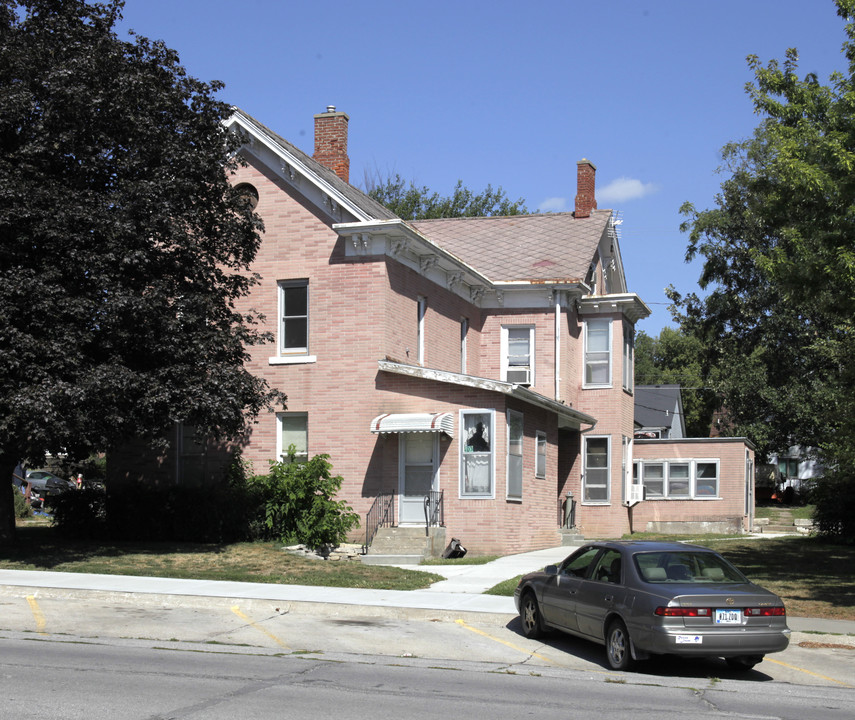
[442, 538, 467, 559]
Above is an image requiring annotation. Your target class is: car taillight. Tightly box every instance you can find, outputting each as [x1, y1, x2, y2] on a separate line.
[744, 607, 786, 617]
[655, 607, 712, 617]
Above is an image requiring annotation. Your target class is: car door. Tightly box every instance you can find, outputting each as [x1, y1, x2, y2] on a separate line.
[573, 548, 627, 639]
[540, 546, 602, 631]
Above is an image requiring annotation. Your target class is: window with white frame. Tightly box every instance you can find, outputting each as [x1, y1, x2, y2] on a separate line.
[460, 317, 469, 374]
[583, 435, 610, 503]
[460, 410, 494, 497]
[502, 326, 534, 385]
[535, 431, 546, 479]
[417, 296, 427, 365]
[584, 318, 611, 387]
[277, 412, 308, 463]
[622, 325, 634, 392]
[507, 410, 523, 500]
[279, 280, 308, 355]
[638, 459, 719, 499]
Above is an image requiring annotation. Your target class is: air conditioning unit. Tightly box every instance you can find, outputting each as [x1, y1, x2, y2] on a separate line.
[506, 367, 531, 386]
[626, 484, 645, 507]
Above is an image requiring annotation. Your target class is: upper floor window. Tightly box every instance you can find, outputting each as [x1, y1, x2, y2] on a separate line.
[417, 296, 427, 365]
[460, 410, 494, 498]
[502, 326, 534, 385]
[584, 318, 611, 387]
[460, 317, 469, 374]
[622, 326, 634, 393]
[279, 280, 308, 355]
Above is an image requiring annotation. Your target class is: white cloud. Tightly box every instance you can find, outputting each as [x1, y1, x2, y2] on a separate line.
[537, 196, 569, 213]
[597, 177, 659, 203]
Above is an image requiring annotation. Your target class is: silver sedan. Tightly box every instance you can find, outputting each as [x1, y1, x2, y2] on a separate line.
[514, 540, 790, 672]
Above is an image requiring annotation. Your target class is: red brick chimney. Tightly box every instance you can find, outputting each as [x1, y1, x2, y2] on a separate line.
[575, 159, 597, 218]
[313, 105, 350, 182]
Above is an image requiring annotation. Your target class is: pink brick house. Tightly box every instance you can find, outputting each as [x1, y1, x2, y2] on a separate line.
[110, 106, 755, 554]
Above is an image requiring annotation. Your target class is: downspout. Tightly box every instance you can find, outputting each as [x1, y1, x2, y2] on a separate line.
[554, 295, 561, 400]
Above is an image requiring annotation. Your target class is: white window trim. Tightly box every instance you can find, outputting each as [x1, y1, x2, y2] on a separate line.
[501, 325, 535, 385]
[269, 280, 316, 365]
[636, 458, 721, 500]
[276, 411, 308, 463]
[460, 317, 469, 374]
[417, 296, 427, 365]
[622, 325, 634, 393]
[459, 409, 495, 499]
[583, 317, 612, 389]
[535, 431, 546, 479]
[582, 434, 611, 505]
[506, 409, 524, 501]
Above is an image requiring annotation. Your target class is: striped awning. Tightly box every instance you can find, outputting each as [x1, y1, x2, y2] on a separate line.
[370, 412, 454, 437]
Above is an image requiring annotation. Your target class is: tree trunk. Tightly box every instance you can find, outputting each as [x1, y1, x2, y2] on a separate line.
[0, 458, 17, 545]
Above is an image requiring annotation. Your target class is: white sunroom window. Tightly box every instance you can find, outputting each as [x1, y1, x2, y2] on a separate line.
[639, 459, 719, 499]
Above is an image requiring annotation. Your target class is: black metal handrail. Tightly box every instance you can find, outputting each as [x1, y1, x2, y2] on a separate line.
[424, 490, 444, 534]
[363, 491, 395, 554]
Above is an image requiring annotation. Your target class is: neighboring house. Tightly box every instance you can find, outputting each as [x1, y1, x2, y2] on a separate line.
[633, 385, 686, 440]
[109, 107, 756, 552]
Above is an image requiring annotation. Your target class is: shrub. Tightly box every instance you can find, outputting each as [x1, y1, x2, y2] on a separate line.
[812, 472, 855, 544]
[50, 487, 107, 539]
[12, 485, 31, 519]
[252, 452, 359, 550]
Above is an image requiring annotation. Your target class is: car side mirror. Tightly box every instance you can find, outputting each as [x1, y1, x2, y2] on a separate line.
[544, 564, 558, 576]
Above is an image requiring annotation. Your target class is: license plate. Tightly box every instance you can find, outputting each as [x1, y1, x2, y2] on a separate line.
[715, 609, 742, 624]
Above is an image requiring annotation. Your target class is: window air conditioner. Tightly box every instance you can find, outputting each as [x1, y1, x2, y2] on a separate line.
[506, 367, 531, 386]
[626, 484, 645, 507]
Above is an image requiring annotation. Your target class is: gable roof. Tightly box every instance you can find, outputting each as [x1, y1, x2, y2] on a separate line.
[227, 107, 398, 223]
[634, 385, 686, 437]
[410, 211, 611, 284]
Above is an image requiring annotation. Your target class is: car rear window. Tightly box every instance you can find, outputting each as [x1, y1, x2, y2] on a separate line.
[633, 551, 747, 584]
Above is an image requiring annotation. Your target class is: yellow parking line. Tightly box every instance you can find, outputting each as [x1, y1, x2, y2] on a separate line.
[230, 606, 289, 649]
[454, 619, 558, 664]
[764, 656, 854, 688]
[26, 596, 47, 635]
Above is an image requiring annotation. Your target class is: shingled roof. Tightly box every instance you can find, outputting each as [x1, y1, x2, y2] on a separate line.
[230, 108, 398, 222]
[410, 210, 611, 284]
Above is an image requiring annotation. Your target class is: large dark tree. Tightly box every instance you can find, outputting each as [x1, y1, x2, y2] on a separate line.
[670, 1, 855, 538]
[368, 173, 529, 220]
[0, 0, 278, 544]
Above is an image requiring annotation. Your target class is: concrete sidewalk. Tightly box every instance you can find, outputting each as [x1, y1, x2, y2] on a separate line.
[1, 545, 853, 635]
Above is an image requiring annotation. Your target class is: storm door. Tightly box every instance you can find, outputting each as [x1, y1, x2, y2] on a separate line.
[399, 433, 438, 524]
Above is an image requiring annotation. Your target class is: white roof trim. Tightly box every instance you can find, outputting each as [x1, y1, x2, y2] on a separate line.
[370, 412, 454, 437]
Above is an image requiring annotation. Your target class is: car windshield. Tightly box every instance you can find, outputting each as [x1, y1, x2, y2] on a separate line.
[633, 550, 748, 584]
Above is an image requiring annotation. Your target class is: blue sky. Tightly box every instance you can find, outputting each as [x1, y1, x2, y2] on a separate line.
[118, 0, 848, 335]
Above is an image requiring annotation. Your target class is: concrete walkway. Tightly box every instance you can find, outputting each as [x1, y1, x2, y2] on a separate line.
[1, 544, 853, 635]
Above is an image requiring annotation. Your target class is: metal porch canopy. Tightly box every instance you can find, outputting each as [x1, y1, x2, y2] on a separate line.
[370, 412, 454, 437]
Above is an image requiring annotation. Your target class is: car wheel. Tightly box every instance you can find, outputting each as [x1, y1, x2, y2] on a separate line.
[725, 655, 763, 671]
[520, 591, 544, 639]
[606, 619, 634, 671]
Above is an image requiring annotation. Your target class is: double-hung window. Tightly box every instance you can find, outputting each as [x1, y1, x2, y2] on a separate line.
[507, 410, 523, 500]
[535, 431, 546, 479]
[583, 436, 610, 503]
[277, 412, 308, 463]
[273, 280, 315, 364]
[460, 410, 494, 497]
[622, 325, 634, 392]
[584, 318, 611, 387]
[502, 326, 534, 385]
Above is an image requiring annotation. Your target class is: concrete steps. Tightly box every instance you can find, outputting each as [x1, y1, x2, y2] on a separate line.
[754, 506, 814, 534]
[361, 526, 447, 565]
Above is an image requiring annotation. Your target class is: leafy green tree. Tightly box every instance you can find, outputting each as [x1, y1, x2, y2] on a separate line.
[670, 0, 855, 538]
[254, 451, 359, 550]
[634, 328, 717, 438]
[0, 0, 279, 544]
[368, 173, 529, 219]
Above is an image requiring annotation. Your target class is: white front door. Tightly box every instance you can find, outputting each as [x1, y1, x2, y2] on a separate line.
[399, 433, 437, 524]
